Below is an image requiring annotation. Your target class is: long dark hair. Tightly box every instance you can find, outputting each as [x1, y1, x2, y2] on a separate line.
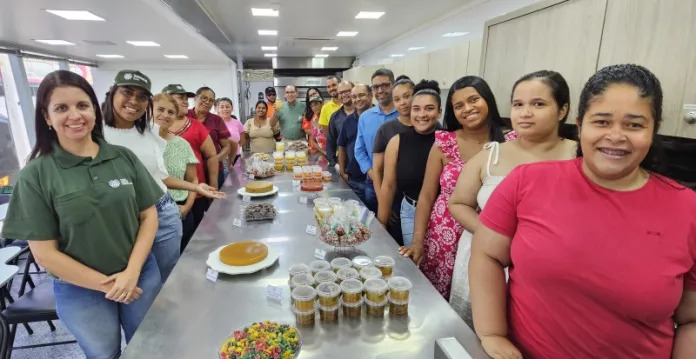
[304, 87, 322, 120]
[30, 70, 104, 160]
[412, 79, 441, 107]
[576, 64, 666, 175]
[254, 100, 268, 117]
[103, 86, 153, 134]
[443, 76, 506, 142]
[511, 70, 570, 136]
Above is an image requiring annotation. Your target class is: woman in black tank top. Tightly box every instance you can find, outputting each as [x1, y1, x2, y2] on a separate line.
[378, 80, 442, 247]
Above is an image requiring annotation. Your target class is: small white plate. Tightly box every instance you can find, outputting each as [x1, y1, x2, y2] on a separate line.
[206, 245, 279, 275]
[236, 185, 279, 198]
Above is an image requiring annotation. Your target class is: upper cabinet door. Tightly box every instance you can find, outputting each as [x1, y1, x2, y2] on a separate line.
[481, 0, 607, 119]
[403, 53, 430, 83]
[598, 0, 696, 139]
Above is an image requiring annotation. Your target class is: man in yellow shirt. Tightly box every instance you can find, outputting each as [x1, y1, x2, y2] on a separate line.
[318, 76, 342, 135]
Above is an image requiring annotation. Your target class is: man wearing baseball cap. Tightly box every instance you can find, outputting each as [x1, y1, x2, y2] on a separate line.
[264, 86, 283, 119]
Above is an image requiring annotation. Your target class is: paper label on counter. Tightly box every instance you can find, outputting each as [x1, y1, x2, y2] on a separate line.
[267, 285, 283, 302]
[299, 196, 308, 204]
[248, 174, 255, 180]
[206, 268, 219, 282]
[233, 218, 242, 227]
[306, 225, 317, 235]
[242, 196, 251, 202]
[314, 248, 327, 260]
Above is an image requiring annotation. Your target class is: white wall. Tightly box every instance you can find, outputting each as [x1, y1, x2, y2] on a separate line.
[93, 61, 240, 118]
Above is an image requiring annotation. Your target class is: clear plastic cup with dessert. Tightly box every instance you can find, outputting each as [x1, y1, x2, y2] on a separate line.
[374, 256, 395, 278]
[388, 276, 412, 302]
[293, 167, 304, 180]
[365, 297, 388, 317]
[288, 263, 311, 281]
[328, 197, 342, 206]
[340, 278, 364, 304]
[322, 171, 332, 182]
[364, 278, 388, 303]
[314, 270, 337, 286]
[308, 260, 331, 276]
[359, 267, 383, 283]
[272, 151, 283, 161]
[293, 307, 315, 325]
[330, 257, 352, 273]
[290, 273, 315, 289]
[341, 296, 363, 318]
[388, 294, 409, 316]
[352, 256, 373, 271]
[318, 304, 339, 322]
[302, 166, 312, 179]
[316, 281, 341, 307]
[313, 198, 328, 208]
[275, 141, 285, 152]
[292, 285, 317, 312]
[336, 267, 360, 284]
[285, 151, 296, 161]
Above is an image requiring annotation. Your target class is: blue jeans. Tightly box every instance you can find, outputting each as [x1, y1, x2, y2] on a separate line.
[400, 197, 416, 247]
[363, 178, 378, 214]
[54, 253, 162, 359]
[151, 194, 182, 282]
[348, 178, 366, 204]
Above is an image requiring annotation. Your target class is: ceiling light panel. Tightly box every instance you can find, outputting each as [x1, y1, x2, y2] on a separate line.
[126, 41, 161, 47]
[96, 54, 124, 58]
[337, 31, 358, 37]
[45, 10, 105, 21]
[443, 32, 469, 37]
[315, 54, 329, 58]
[258, 30, 278, 36]
[251, 8, 279, 17]
[355, 11, 384, 19]
[390, 54, 404, 57]
[34, 40, 75, 46]
[321, 47, 338, 51]
[164, 55, 188, 59]
[261, 46, 278, 51]
[408, 47, 424, 51]
[264, 53, 277, 57]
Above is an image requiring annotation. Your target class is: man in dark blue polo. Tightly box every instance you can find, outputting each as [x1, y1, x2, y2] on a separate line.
[337, 83, 373, 203]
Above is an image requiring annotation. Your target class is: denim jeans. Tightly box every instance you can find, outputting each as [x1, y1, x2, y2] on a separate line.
[363, 178, 378, 214]
[151, 194, 182, 282]
[400, 197, 417, 247]
[348, 178, 366, 204]
[54, 253, 162, 359]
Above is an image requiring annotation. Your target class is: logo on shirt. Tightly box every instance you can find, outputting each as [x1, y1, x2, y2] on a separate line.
[108, 179, 121, 188]
[120, 178, 133, 186]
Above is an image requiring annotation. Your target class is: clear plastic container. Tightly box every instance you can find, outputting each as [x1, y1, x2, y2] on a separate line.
[322, 171, 332, 182]
[285, 151, 296, 160]
[302, 166, 313, 179]
[336, 267, 360, 283]
[365, 297, 387, 317]
[316, 281, 341, 307]
[292, 285, 317, 312]
[388, 276, 412, 302]
[359, 267, 383, 283]
[328, 197, 342, 206]
[275, 141, 285, 152]
[293, 167, 304, 180]
[272, 151, 283, 161]
[296, 151, 307, 159]
[364, 278, 388, 303]
[291, 273, 315, 289]
[314, 270, 337, 285]
[313, 198, 328, 208]
[374, 256, 395, 278]
[288, 263, 311, 281]
[340, 279, 364, 304]
[342, 297, 363, 318]
[293, 307, 316, 325]
[388, 294, 409, 316]
[309, 260, 331, 276]
[330, 257, 352, 272]
[352, 256, 374, 271]
[318, 304, 339, 322]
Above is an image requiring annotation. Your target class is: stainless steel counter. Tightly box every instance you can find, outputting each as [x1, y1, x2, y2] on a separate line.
[122, 155, 488, 359]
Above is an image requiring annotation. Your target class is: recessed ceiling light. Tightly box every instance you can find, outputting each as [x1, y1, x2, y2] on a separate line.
[258, 30, 278, 36]
[321, 47, 338, 51]
[126, 41, 161, 47]
[34, 40, 75, 46]
[443, 32, 469, 37]
[315, 54, 329, 58]
[45, 10, 105, 21]
[165, 55, 188, 59]
[337, 31, 358, 37]
[264, 53, 277, 57]
[355, 11, 385, 19]
[261, 46, 278, 51]
[390, 54, 404, 57]
[96, 54, 124, 58]
[408, 47, 425, 51]
[251, 8, 279, 17]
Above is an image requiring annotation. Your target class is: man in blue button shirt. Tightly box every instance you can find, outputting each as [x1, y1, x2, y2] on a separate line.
[337, 83, 372, 203]
[354, 69, 399, 213]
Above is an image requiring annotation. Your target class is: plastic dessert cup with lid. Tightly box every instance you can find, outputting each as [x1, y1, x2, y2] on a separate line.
[330, 257, 352, 272]
[336, 267, 360, 284]
[291, 273, 315, 288]
[364, 278, 389, 303]
[292, 285, 317, 312]
[286, 151, 296, 160]
[388, 294, 409, 316]
[293, 167, 304, 180]
[274, 163, 284, 171]
[313, 198, 328, 207]
[309, 260, 331, 276]
[318, 304, 339, 322]
[388, 277, 412, 302]
[352, 256, 374, 271]
[293, 307, 316, 325]
[303, 166, 313, 179]
[322, 171, 332, 182]
[340, 279, 364, 304]
[359, 267, 383, 283]
[288, 263, 311, 281]
[328, 197, 342, 205]
[316, 281, 341, 307]
[365, 297, 387, 317]
[276, 141, 285, 152]
[374, 256, 395, 278]
[342, 297, 363, 318]
[314, 270, 337, 285]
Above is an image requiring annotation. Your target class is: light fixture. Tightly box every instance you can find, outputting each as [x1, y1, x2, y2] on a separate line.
[96, 54, 124, 58]
[315, 54, 329, 58]
[390, 54, 404, 57]
[251, 8, 279, 17]
[258, 30, 278, 36]
[321, 47, 338, 51]
[45, 10, 105, 21]
[126, 41, 161, 47]
[408, 47, 424, 51]
[443, 32, 469, 37]
[34, 40, 75, 46]
[355, 11, 385, 19]
[337, 31, 358, 37]
[165, 55, 189, 59]
[261, 46, 278, 51]
[264, 53, 277, 57]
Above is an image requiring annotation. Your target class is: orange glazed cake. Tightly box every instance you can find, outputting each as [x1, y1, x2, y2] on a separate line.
[245, 181, 274, 193]
[219, 241, 269, 266]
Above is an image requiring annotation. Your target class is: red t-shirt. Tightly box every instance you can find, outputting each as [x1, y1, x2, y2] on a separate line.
[187, 110, 231, 173]
[480, 158, 696, 359]
[171, 117, 210, 185]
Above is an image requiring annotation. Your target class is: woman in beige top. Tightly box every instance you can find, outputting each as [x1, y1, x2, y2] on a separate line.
[243, 100, 280, 153]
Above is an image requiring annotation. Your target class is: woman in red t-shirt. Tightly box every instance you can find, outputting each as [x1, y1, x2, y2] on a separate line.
[470, 64, 696, 359]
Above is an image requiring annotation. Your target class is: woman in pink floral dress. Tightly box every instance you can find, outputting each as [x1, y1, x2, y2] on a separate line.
[399, 76, 516, 298]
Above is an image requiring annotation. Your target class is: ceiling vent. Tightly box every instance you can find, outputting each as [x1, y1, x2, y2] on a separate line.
[82, 40, 117, 46]
[281, 37, 337, 49]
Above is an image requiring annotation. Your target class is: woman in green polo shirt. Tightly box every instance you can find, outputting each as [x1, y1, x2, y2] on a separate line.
[1, 70, 163, 358]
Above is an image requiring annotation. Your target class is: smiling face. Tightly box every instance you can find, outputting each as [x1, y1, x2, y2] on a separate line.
[195, 89, 215, 113]
[112, 86, 149, 123]
[410, 94, 441, 133]
[578, 83, 654, 181]
[308, 88, 320, 99]
[44, 86, 96, 143]
[154, 99, 178, 131]
[352, 85, 372, 113]
[338, 82, 353, 107]
[284, 86, 297, 103]
[393, 83, 414, 117]
[255, 102, 268, 118]
[327, 78, 339, 98]
[216, 100, 233, 118]
[511, 79, 567, 139]
[371, 75, 393, 106]
[172, 94, 190, 116]
[310, 101, 323, 115]
[450, 87, 489, 131]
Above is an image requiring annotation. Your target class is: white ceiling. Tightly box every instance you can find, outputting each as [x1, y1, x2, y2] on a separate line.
[0, 0, 231, 65]
[196, 0, 480, 61]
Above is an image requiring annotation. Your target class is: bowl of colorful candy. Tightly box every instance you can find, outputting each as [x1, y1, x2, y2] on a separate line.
[218, 321, 302, 359]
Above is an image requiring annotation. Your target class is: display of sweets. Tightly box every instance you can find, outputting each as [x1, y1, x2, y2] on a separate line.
[315, 202, 371, 247]
[244, 203, 277, 221]
[218, 321, 300, 359]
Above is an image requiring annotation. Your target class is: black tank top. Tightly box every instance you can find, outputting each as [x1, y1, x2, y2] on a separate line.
[397, 129, 436, 201]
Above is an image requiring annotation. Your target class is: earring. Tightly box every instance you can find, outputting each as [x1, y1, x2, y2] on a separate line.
[48, 125, 53, 131]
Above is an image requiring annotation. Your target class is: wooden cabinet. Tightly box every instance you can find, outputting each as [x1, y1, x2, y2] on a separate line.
[466, 39, 482, 76]
[427, 47, 457, 89]
[384, 60, 404, 78]
[402, 53, 430, 82]
[597, 0, 696, 138]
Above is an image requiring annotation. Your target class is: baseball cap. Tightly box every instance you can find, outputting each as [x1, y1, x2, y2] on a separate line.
[114, 70, 152, 95]
[161, 84, 195, 98]
[309, 96, 323, 103]
[265, 86, 277, 96]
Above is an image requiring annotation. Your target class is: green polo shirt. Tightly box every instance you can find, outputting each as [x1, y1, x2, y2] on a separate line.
[1, 138, 163, 275]
[276, 100, 306, 140]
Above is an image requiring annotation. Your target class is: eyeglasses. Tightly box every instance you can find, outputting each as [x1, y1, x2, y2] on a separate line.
[198, 95, 215, 104]
[338, 90, 352, 96]
[371, 83, 392, 92]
